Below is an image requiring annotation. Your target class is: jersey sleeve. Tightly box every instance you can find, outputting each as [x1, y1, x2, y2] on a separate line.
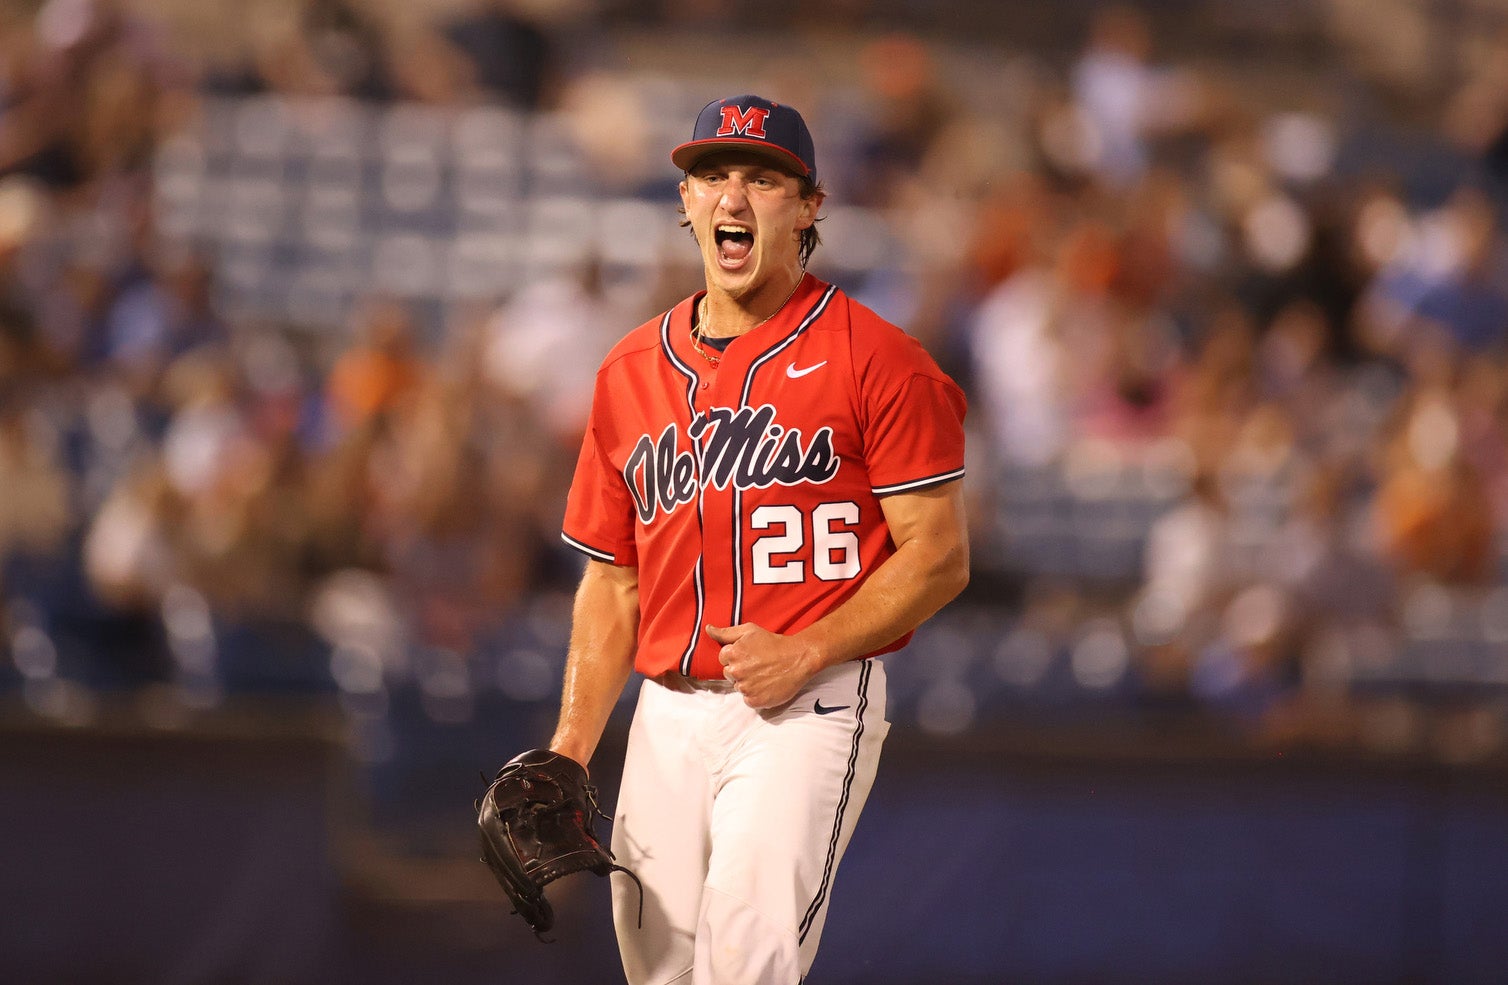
[561, 384, 639, 566]
[857, 324, 968, 496]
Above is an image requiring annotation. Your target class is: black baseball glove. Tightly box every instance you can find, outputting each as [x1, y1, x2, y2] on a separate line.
[476, 748, 641, 938]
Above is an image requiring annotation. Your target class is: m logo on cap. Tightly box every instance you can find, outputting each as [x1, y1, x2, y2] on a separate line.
[717, 105, 771, 139]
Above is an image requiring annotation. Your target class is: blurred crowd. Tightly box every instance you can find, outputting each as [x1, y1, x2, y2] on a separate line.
[1, 0, 1507, 756]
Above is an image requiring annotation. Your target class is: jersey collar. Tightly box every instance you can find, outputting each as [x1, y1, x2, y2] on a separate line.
[675, 273, 824, 368]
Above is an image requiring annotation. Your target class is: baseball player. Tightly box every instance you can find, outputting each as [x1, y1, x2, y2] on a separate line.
[548, 93, 969, 984]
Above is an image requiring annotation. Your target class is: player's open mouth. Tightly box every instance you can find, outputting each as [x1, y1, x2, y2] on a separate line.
[715, 224, 754, 267]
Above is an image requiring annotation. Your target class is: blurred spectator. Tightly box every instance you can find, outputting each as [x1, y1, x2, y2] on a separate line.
[222, 0, 394, 100]
[441, 0, 559, 110]
[1405, 188, 1508, 353]
[2, 0, 182, 191]
[287, 0, 394, 101]
[1171, 303, 1257, 458]
[1134, 470, 1232, 653]
[472, 258, 635, 596]
[1256, 299, 1337, 436]
[559, 72, 665, 198]
[1075, 302, 1181, 445]
[482, 257, 624, 443]
[1455, 354, 1508, 517]
[1070, 4, 1203, 189]
[383, 22, 481, 106]
[0, 16, 84, 189]
[0, 398, 71, 574]
[324, 298, 425, 437]
[101, 246, 225, 379]
[848, 34, 959, 208]
[302, 417, 386, 576]
[1441, 27, 1508, 190]
[154, 349, 290, 614]
[1358, 186, 1508, 359]
[1270, 464, 1393, 631]
[1374, 384, 1497, 584]
[369, 372, 515, 650]
[968, 251, 1070, 470]
[84, 458, 175, 610]
[963, 171, 1054, 296]
[0, 178, 49, 380]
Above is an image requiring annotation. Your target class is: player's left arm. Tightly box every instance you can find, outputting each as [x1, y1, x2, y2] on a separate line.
[706, 479, 969, 709]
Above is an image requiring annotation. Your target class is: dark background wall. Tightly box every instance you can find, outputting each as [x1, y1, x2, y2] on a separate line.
[4, 707, 1505, 985]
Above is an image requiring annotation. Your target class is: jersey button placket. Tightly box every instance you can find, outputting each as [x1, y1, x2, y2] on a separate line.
[695, 366, 720, 410]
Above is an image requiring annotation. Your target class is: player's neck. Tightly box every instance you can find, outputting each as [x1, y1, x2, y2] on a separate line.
[701, 272, 804, 339]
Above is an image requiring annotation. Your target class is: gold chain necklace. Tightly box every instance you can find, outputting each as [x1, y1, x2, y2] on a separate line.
[690, 279, 802, 368]
[690, 295, 724, 367]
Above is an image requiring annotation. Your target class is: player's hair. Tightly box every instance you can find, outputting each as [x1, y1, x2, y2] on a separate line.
[795, 177, 825, 268]
[678, 176, 826, 268]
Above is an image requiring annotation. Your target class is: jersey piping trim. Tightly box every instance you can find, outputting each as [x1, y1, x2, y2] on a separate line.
[872, 466, 966, 496]
[659, 307, 709, 676]
[799, 658, 871, 944]
[560, 532, 614, 563]
[737, 283, 838, 408]
[730, 283, 839, 624]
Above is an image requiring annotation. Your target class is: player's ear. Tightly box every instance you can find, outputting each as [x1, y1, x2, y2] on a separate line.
[795, 189, 824, 230]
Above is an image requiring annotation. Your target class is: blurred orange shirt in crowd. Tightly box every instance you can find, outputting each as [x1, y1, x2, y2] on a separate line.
[1376, 462, 1496, 584]
[326, 347, 422, 429]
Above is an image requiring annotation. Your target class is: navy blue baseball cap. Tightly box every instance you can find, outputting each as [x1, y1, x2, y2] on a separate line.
[671, 94, 817, 182]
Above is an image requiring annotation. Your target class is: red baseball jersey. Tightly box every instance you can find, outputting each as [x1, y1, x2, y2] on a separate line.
[561, 273, 967, 680]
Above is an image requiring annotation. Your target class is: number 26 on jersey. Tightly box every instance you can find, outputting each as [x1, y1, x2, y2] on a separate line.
[750, 502, 860, 585]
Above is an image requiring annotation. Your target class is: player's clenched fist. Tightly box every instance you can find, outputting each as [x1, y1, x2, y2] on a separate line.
[705, 623, 817, 709]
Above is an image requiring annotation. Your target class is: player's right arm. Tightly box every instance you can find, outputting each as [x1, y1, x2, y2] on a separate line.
[549, 559, 640, 772]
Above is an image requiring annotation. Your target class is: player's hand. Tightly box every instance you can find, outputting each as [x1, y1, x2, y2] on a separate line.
[705, 623, 818, 709]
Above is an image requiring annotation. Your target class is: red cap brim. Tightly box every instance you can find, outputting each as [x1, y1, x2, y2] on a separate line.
[670, 137, 811, 177]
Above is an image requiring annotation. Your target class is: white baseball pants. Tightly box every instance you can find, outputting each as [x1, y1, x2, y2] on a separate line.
[609, 658, 888, 985]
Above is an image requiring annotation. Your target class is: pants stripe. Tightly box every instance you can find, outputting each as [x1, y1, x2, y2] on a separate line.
[797, 659, 871, 943]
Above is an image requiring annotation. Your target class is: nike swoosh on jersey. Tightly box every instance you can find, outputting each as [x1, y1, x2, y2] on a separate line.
[785, 360, 827, 379]
[813, 699, 850, 715]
